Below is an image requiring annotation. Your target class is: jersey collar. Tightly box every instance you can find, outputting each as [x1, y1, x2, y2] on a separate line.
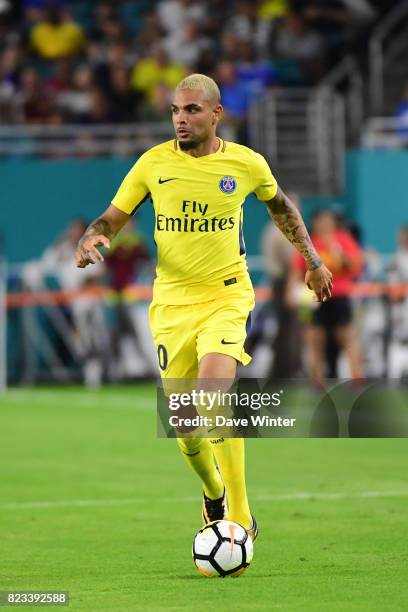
[174, 137, 226, 159]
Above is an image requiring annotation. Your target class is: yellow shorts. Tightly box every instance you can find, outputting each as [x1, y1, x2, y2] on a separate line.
[149, 290, 255, 379]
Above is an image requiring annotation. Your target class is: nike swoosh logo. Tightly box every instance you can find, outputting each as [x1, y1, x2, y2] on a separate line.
[158, 177, 177, 184]
[221, 339, 237, 345]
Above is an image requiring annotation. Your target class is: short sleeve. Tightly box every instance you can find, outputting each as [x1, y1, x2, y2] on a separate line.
[250, 153, 278, 201]
[111, 153, 151, 215]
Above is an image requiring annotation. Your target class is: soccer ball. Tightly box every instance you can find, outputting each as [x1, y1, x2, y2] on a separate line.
[192, 520, 253, 577]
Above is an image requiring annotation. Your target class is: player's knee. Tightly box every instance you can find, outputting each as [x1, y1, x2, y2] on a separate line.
[198, 353, 237, 384]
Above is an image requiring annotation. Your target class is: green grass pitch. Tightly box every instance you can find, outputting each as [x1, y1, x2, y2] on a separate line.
[1, 385, 407, 611]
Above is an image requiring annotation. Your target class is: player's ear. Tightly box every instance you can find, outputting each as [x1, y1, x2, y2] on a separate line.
[213, 104, 223, 124]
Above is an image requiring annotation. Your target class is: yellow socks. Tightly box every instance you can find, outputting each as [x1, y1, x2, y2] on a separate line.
[209, 437, 252, 529]
[176, 392, 252, 528]
[177, 437, 224, 500]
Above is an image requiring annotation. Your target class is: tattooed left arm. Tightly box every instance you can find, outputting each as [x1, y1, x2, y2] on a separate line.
[264, 187, 333, 302]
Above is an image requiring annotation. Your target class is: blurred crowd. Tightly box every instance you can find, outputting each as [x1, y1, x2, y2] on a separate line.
[0, 0, 388, 137]
[14, 216, 156, 385]
[8, 208, 408, 385]
[253, 208, 408, 382]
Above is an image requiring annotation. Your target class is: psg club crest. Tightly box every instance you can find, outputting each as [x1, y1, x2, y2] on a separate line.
[219, 176, 236, 194]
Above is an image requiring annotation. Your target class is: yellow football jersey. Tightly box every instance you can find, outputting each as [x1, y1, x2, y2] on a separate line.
[111, 138, 278, 304]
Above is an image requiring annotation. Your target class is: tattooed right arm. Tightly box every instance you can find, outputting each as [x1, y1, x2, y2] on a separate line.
[82, 218, 115, 241]
[75, 204, 130, 268]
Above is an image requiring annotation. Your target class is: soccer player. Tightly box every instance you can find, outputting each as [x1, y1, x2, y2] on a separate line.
[75, 74, 332, 541]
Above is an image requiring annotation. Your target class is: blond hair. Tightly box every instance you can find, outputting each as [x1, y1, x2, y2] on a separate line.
[175, 73, 221, 104]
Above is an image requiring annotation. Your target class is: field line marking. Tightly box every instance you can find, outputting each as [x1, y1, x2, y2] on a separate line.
[1, 391, 157, 412]
[1, 490, 408, 510]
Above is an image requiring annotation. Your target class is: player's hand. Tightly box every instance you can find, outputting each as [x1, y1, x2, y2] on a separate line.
[75, 235, 110, 268]
[305, 264, 333, 303]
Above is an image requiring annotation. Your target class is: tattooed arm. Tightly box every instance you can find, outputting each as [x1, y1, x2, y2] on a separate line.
[75, 204, 130, 268]
[265, 187, 333, 302]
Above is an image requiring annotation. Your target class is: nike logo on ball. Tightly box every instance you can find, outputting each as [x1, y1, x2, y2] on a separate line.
[221, 339, 237, 345]
[158, 177, 177, 184]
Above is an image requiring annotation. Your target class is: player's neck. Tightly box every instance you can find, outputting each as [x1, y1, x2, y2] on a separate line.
[182, 136, 220, 158]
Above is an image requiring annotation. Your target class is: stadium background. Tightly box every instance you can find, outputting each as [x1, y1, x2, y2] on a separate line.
[1, 1, 408, 610]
